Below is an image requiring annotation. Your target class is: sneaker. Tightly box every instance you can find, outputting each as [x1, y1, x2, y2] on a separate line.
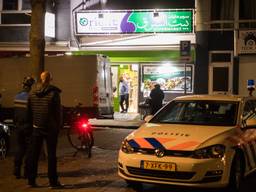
[49, 181, 64, 189]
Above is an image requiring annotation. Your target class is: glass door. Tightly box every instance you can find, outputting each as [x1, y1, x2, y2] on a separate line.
[209, 51, 233, 94]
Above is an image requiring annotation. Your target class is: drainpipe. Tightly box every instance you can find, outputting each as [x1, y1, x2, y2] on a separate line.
[233, 0, 239, 94]
[234, 0, 239, 57]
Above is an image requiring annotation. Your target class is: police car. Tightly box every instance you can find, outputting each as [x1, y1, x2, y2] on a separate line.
[0, 122, 10, 159]
[118, 94, 256, 191]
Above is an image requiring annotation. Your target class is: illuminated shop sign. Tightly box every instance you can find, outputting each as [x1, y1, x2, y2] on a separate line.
[75, 10, 193, 34]
[45, 12, 55, 38]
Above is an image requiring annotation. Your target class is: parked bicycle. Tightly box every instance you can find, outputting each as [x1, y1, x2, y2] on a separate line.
[67, 103, 94, 158]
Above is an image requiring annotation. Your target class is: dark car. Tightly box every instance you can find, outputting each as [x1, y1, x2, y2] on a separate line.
[0, 122, 10, 159]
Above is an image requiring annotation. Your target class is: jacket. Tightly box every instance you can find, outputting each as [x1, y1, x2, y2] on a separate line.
[28, 84, 62, 132]
[14, 89, 31, 132]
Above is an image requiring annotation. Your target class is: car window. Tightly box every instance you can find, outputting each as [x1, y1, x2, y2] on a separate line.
[150, 100, 238, 126]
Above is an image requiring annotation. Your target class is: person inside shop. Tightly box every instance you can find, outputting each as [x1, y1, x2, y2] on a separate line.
[119, 76, 129, 113]
[149, 83, 164, 115]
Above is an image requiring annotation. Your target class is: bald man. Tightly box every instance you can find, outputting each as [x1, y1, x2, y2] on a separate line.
[27, 71, 62, 188]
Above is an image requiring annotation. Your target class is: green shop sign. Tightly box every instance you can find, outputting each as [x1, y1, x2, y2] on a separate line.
[75, 9, 193, 34]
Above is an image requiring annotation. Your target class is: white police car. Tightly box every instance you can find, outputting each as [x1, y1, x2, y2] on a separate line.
[0, 122, 10, 159]
[118, 95, 256, 191]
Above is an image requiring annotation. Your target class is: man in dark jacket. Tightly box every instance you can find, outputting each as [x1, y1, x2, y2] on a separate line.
[150, 84, 164, 115]
[27, 71, 62, 188]
[13, 76, 35, 179]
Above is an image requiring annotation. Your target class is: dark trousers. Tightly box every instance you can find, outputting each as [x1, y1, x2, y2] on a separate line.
[119, 94, 129, 112]
[150, 104, 162, 115]
[27, 129, 59, 184]
[14, 129, 30, 176]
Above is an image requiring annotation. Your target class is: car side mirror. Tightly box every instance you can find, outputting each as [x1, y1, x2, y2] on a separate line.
[245, 118, 256, 128]
[144, 115, 154, 123]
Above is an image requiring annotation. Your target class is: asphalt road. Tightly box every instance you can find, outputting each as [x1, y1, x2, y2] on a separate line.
[0, 127, 256, 192]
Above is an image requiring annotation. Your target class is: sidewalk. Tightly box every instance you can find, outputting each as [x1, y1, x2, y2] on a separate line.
[89, 112, 144, 128]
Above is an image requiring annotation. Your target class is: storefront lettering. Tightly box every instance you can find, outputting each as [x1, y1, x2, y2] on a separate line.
[80, 17, 118, 28]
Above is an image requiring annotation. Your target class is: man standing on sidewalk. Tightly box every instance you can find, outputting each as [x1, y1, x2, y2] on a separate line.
[13, 76, 35, 179]
[27, 71, 62, 188]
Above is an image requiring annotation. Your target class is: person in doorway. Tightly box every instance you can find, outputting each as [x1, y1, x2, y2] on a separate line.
[27, 71, 62, 188]
[149, 83, 164, 115]
[119, 76, 129, 113]
[13, 76, 35, 179]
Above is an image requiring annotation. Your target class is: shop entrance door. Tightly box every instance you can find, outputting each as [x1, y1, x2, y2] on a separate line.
[111, 64, 139, 113]
[209, 51, 233, 95]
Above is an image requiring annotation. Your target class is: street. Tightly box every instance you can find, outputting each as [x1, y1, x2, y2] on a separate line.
[0, 127, 255, 192]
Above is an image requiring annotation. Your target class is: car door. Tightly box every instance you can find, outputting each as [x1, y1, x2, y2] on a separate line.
[241, 99, 256, 172]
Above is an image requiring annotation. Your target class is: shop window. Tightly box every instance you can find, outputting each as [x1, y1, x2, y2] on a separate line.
[1, 13, 31, 24]
[141, 64, 193, 97]
[2, 0, 18, 10]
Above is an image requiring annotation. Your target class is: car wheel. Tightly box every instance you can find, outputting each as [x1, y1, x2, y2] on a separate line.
[125, 180, 143, 190]
[0, 137, 7, 159]
[227, 153, 244, 192]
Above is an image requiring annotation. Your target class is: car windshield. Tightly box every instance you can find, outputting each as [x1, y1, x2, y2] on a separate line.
[150, 100, 239, 126]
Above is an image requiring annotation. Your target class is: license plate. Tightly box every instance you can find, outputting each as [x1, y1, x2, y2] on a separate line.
[141, 160, 176, 171]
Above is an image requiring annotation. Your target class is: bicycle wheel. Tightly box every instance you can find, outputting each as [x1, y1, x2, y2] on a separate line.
[67, 127, 93, 158]
[83, 132, 92, 158]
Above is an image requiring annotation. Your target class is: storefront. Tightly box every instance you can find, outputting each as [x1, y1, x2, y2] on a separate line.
[237, 30, 256, 96]
[71, 8, 195, 112]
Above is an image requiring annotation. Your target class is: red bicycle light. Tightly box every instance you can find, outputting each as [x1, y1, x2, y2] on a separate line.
[77, 118, 91, 132]
[81, 122, 88, 128]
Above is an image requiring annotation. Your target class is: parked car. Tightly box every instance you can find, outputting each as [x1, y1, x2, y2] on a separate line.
[118, 94, 256, 192]
[0, 122, 10, 159]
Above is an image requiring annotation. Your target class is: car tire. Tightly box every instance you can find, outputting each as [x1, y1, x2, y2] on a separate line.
[125, 180, 142, 190]
[227, 153, 244, 192]
[0, 137, 7, 159]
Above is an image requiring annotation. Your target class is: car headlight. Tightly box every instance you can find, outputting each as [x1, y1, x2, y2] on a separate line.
[121, 139, 135, 154]
[192, 144, 226, 159]
[0, 123, 10, 136]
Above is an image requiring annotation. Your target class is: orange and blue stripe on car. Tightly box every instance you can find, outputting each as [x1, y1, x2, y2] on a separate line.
[128, 138, 200, 150]
[128, 138, 173, 149]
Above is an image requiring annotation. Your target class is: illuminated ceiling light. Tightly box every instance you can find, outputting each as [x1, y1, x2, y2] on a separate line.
[98, 13, 103, 18]
[153, 12, 159, 17]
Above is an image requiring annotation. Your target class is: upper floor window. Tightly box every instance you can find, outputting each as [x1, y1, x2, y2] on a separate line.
[211, 0, 234, 29]
[211, 0, 256, 29]
[239, 0, 256, 28]
[3, 0, 18, 10]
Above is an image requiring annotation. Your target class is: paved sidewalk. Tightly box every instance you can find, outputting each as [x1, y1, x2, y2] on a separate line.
[89, 112, 144, 128]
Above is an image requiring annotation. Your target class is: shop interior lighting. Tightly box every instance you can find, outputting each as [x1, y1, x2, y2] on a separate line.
[98, 13, 104, 18]
[153, 12, 159, 17]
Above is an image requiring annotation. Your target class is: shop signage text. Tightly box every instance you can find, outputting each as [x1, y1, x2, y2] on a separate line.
[75, 10, 193, 34]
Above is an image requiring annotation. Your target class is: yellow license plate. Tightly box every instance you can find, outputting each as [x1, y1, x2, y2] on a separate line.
[141, 160, 176, 171]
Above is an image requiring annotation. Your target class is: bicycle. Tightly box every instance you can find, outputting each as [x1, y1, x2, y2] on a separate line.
[67, 104, 94, 158]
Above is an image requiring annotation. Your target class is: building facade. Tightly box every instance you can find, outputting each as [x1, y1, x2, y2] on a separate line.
[196, 0, 256, 96]
[0, 0, 256, 114]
